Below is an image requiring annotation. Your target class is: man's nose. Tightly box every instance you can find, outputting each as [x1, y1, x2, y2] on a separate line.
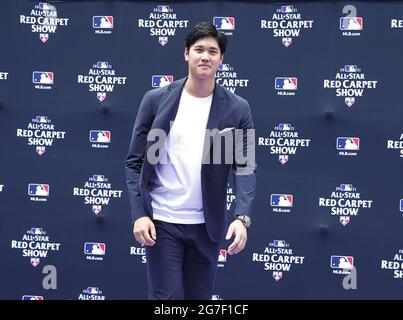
[201, 51, 210, 60]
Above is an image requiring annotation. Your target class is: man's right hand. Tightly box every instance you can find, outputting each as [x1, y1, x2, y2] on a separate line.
[133, 216, 156, 246]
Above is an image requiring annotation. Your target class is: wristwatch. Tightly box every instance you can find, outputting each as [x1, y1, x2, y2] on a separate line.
[233, 215, 251, 229]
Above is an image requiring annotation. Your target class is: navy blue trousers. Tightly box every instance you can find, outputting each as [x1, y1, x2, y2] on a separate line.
[146, 220, 221, 300]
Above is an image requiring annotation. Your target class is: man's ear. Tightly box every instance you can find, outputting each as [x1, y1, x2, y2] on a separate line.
[184, 48, 189, 62]
[220, 54, 224, 64]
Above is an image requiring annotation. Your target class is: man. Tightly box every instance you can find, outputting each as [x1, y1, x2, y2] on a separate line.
[126, 22, 256, 300]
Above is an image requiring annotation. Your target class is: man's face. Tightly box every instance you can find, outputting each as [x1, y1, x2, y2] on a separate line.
[184, 36, 223, 81]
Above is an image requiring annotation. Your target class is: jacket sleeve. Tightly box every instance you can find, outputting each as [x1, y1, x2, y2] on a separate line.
[232, 100, 257, 219]
[125, 91, 155, 223]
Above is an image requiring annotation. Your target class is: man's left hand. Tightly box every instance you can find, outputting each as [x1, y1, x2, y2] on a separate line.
[225, 220, 247, 255]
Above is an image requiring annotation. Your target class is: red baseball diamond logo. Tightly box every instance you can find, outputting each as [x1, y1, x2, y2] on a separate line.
[213, 17, 235, 30]
[89, 130, 111, 149]
[32, 71, 53, 89]
[340, 16, 363, 37]
[84, 242, 105, 255]
[213, 17, 235, 36]
[271, 194, 293, 207]
[217, 249, 227, 268]
[275, 77, 297, 90]
[330, 255, 354, 275]
[337, 137, 360, 156]
[22, 295, 44, 300]
[28, 183, 49, 202]
[152, 75, 173, 88]
[93, 16, 113, 28]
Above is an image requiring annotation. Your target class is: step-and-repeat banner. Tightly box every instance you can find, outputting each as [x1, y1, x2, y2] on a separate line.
[1, 0, 402, 299]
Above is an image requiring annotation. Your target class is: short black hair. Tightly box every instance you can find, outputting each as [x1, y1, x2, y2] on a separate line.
[185, 21, 228, 54]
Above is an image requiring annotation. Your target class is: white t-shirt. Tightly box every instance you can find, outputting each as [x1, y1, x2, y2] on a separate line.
[150, 89, 213, 224]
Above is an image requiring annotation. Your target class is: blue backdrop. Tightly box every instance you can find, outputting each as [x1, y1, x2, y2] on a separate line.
[0, 0, 402, 300]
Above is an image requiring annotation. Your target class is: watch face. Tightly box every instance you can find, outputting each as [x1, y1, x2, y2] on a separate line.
[237, 215, 251, 228]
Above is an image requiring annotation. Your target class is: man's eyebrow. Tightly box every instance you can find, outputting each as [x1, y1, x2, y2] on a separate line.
[193, 45, 219, 50]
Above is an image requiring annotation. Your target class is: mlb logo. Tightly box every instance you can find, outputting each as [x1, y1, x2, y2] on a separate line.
[22, 295, 44, 300]
[340, 184, 353, 191]
[211, 295, 222, 300]
[400, 199, 403, 212]
[278, 123, 291, 131]
[340, 216, 350, 226]
[336, 137, 360, 150]
[97, 92, 107, 102]
[32, 71, 54, 84]
[93, 16, 113, 29]
[345, 97, 355, 107]
[96, 61, 109, 69]
[273, 271, 283, 281]
[340, 17, 363, 30]
[279, 155, 288, 165]
[281, 5, 293, 13]
[84, 242, 106, 255]
[275, 77, 297, 90]
[36, 146, 46, 156]
[31, 258, 40, 267]
[86, 287, 99, 294]
[218, 64, 230, 71]
[213, 17, 235, 30]
[330, 255, 354, 269]
[159, 37, 168, 46]
[89, 130, 111, 143]
[92, 175, 105, 182]
[271, 194, 293, 207]
[282, 37, 292, 47]
[157, 5, 170, 12]
[152, 75, 173, 88]
[35, 116, 48, 123]
[218, 249, 227, 262]
[273, 240, 286, 247]
[344, 65, 357, 72]
[28, 184, 49, 197]
[30, 227, 43, 235]
[39, 33, 49, 43]
[92, 205, 102, 215]
[39, 2, 51, 10]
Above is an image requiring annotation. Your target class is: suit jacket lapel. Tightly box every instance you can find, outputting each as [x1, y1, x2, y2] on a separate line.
[202, 83, 226, 163]
[205, 83, 225, 131]
[151, 77, 186, 137]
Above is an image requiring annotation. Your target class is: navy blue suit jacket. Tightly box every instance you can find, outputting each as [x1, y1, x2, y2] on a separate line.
[126, 78, 256, 243]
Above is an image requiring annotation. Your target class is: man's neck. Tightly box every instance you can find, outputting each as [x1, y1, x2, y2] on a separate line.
[184, 76, 215, 98]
